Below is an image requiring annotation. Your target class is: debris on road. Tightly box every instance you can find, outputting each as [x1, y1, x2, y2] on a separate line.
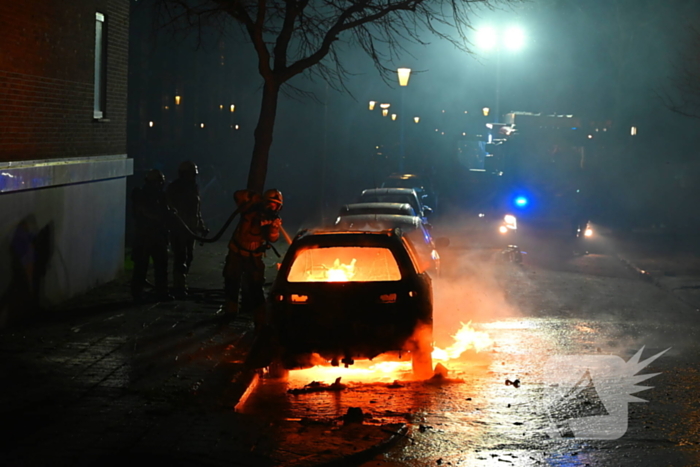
[505, 378, 521, 388]
[343, 407, 364, 424]
[287, 377, 347, 395]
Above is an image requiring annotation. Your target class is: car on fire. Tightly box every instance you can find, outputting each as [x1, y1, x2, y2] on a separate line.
[267, 228, 434, 376]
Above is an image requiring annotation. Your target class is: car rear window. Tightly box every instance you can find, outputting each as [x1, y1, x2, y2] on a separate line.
[287, 246, 402, 282]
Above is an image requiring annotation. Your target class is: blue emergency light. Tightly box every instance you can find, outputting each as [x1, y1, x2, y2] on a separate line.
[514, 196, 528, 207]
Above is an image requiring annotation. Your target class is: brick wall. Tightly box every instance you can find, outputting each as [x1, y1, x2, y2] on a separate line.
[0, 0, 129, 161]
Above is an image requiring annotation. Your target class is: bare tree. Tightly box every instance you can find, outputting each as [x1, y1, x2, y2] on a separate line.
[148, 0, 517, 192]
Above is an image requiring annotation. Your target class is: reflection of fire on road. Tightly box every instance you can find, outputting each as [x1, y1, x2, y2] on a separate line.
[288, 322, 493, 385]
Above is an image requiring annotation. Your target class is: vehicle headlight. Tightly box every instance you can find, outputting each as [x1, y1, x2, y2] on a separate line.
[499, 225, 508, 234]
[584, 228, 593, 237]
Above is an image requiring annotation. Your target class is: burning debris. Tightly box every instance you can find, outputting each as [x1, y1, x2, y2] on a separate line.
[287, 377, 347, 394]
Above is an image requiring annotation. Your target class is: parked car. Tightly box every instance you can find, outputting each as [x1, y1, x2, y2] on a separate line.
[334, 208, 443, 276]
[358, 188, 433, 225]
[381, 173, 437, 211]
[337, 202, 417, 220]
[267, 228, 434, 377]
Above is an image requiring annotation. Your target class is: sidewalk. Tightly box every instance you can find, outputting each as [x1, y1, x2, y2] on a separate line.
[0, 238, 403, 466]
[610, 231, 700, 310]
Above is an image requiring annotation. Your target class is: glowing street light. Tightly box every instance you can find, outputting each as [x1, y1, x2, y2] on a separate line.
[414, 116, 420, 123]
[483, 107, 490, 116]
[380, 103, 391, 109]
[175, 95, 182, 105]
[230, 104, 235, 112]
[382, 109, 389, 117]
[391, 113, 397, 121]
[369, 100, 376, 111]
[397, 68, 412, 86]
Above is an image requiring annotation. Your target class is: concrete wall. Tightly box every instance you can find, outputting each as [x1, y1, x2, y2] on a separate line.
[0, 156, 132, 327]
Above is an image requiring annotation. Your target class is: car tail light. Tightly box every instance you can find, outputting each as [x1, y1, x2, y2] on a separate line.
[274, 294, 284, 302]
[379, 293, 397, 303]
[290, 294, 309, 304]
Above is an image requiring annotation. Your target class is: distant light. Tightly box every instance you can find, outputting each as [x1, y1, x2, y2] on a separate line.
[175, 95, 181, 105]
[235, 124, 240, 130]
[414, 116, 420, 123]
[164, 105, 169, 110]
[397, 68, 411, 87]
[478, 213, 485, 217]
[442, 110, 445, 113]
[588, 134, 593, 139]
[504, 26, 525, 51]
[380, 103, 391, 109]
[476, 26, 497, 50]
[382, 109, 389, 117]
[148, 121, 154, 127]
[631, 126, 637, 136]
[464, 110, 468, 114]
[441, 132, 445, 135]
[515, 196, 528, 207]
[571, 127, 578, 130]
[462, 132, 466, 136]
[230, 104, 235, 112]
[585, 228, 593, 237]
[482, 107, 490, 116]
[219, 104, 224, 110]
[200, 123, 205, 128]
[391, 113, 397, 121]
[499, 226, 508, 234]
[369, 101, 376, 111]
[435, 129, 439, 132]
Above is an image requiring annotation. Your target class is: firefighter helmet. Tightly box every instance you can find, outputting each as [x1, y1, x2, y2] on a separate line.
[178, 161, 199, 177]
[263, 189, 283, 211]
[145, 169, 165, 185]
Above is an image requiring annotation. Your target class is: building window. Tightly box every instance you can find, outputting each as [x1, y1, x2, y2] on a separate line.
[94, 12, 106, 119]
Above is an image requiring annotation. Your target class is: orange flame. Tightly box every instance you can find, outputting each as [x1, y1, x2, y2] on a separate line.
[432, 321, 492, 361]
[326, 258, 356, 282]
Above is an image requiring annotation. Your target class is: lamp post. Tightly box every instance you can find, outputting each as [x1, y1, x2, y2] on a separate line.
[476, 26, 525, 123]
[397, 68, 411, 173]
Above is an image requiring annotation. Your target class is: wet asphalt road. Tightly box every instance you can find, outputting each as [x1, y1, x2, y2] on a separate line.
[241, 230, 700, 466]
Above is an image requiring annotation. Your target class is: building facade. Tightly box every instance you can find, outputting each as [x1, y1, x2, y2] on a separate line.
[0, 0, 133, 326]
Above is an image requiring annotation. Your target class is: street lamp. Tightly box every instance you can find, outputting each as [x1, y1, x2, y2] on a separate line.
[476, 26, 525, 122]
[397, 68, 411, 173]
[369, 100, 376, 111]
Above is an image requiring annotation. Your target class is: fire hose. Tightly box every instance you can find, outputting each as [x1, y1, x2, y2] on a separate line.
[169, 207, 293, 246]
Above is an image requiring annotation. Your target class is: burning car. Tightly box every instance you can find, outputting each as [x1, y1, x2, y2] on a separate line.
[267, 228, 433, 377]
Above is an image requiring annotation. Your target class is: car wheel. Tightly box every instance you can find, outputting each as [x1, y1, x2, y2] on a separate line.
[267, 358, 289, 379]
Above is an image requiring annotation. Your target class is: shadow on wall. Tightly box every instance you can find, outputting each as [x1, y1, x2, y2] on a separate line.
[0, 216, 54, 328]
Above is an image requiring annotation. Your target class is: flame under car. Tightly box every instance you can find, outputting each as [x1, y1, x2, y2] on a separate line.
[268, 229, 433, 376]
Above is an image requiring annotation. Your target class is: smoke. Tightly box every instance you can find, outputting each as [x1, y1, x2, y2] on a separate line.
[432, 239, 521, 349]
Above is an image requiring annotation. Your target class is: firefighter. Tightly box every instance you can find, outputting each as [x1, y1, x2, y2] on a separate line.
[131, 169, 174, 302]
[223, 189, 283, 324]
[166, 161, 209, 298]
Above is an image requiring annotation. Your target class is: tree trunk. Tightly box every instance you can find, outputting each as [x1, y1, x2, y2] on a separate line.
[247, 80, 280, 194]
